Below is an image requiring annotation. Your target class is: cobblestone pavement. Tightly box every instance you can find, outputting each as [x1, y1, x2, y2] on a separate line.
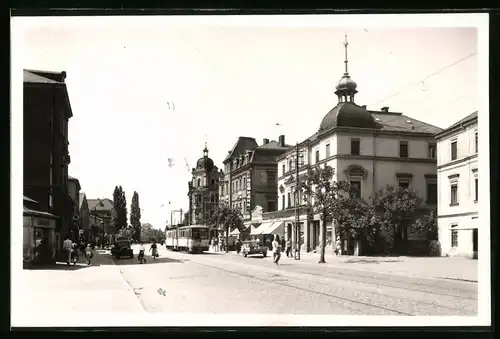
[113, 245, 477, 315]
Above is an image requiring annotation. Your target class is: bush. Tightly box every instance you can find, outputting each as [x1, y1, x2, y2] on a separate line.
[428, 240, 442, 257]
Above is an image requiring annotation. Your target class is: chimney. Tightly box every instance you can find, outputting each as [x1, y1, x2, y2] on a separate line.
[279, 135, 285, 147]
[361, 105, 367, 109]
[381, 106, 389, 112]
[263, 138, 269, 145]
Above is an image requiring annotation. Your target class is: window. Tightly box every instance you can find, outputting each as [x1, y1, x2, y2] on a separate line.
[243, 177, 246, 188]
[325, 143, 331, 158]
[267, 200, 276, 212]
[267, 172, 276, 187]
[315, 150, 320, 164]
[351, 139, 360, 155]
[282, 164, 286, 176]
[399, 181, 410, 189]
[426, 181, 437, 204]
[287, 192, 291, 208]
[350, 180, 361, 198]
[451, 140, 457, 160]
[281, 195, 285, 210]
[475, 178, 478, 202]
[197, 178, 201, 187]
[399, 141, 408, 158]
[450, 184, 458, 205]
[451, 225, 458, 247]
[475, 131, 478, 153]
[428, 143, 436, 159]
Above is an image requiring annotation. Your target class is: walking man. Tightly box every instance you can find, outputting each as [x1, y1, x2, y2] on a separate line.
[85, 243, 93, 265]
[138, 242, 147, 264]
[285, 238, 292, 258]
[63, 236, 73, 266]
[272, 234, 281, 265]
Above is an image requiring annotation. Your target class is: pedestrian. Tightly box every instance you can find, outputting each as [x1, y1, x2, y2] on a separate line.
[214, 238, 219, 252]
[150, 241, 158, 260]
[286, 238, 292, 257]
[85, 243, 93, 265]
[235, 238, 242, 254]
[219, 238, 225, 252]
[272, 234, 281, 265]
[63, 236, 73, 266]
[71, 243, 79, 265]
[281, 238, 286, 253]
[138, 242, 146, 264]
[334, 235, 342, 256]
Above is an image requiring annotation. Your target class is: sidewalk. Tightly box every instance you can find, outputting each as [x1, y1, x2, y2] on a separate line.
[287, 251, 478, 282]
[18, 250, 144, 315]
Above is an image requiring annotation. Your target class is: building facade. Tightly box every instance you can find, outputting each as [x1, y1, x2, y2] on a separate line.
[219, 136, 290, 222]
[263, 37, 442, 254]
[435, 112, 478, 259]
[23, 69, 74, 252]
[187, 145, 222, 228]
[67, 176, 81, 237]
[87, 198, 115, 243]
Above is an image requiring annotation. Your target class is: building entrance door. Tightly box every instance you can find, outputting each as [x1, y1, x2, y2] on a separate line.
[472, 228, 478, 259]
[286, 224, 292, 241]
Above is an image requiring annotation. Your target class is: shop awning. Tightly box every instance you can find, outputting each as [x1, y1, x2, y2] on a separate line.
[263, 221, 284, 235]
[23, 196, 39, 204]
[230, 228, 240, 236]
[23, 206, 58, 220]
[250, 222, 273, 235]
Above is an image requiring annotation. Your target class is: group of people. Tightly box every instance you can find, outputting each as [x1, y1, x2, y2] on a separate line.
[210, 237, 225, 252]
[138, 241, 159, 264]
[62, 235, 94, 266]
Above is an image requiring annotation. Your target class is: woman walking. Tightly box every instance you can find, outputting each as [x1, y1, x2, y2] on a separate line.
[138, 242, 146, 264]
[150, 241, 158, 261]
[272, 234, 282, 265]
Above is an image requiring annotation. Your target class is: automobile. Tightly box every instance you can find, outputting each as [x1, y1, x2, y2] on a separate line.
[241, 240, 268, 258]
[110, 238, 134, 259]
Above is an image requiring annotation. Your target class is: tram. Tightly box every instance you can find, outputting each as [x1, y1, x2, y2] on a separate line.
[165, 225, 210, 253]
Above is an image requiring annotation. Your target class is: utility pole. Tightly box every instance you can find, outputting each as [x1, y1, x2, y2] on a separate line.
[295, 142, 301, 260]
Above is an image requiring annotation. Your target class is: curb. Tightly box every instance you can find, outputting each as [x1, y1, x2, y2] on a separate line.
[108, 254, 146, 313]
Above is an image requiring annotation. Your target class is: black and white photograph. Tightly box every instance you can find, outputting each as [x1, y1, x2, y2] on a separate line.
[10, 13, 490, 327]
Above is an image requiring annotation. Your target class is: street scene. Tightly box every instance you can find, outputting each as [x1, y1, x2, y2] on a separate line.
[13, 14, 489, 327]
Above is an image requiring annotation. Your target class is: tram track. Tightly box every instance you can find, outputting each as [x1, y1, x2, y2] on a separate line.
[182, 254, 475, 316]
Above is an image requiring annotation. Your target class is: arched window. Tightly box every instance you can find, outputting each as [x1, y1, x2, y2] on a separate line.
[197, 178, 201, 187]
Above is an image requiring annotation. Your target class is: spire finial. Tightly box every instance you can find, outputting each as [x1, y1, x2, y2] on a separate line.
[343, 31, 349, 75]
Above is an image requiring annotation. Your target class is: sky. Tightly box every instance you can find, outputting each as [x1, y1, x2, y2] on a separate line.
[13, 14, 484, 229]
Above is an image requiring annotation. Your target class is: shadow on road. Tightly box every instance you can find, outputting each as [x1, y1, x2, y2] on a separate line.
[24, 261, 100, 271]
[343, 258, 403, 264]
[113, 256, 187, 265]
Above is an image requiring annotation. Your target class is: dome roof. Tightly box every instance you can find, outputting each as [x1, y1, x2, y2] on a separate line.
[319, 102, 376, 131]
[335, 75, 358, 92]
[196, 156, 214, 172]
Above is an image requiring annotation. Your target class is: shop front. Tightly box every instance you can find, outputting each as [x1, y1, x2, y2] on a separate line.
[23, 207, 58, 267]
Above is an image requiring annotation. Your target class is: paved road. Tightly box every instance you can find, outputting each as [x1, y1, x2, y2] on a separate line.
[112, 244, 477, 316]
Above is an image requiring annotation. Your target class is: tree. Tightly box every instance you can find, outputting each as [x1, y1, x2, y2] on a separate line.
[130, 191, 141, 241]
[140, 223, 165, 243]
[328, 189, 379, 256]
[116, 225, 135, 240]
[301, 165, 351, 263]
[412, 208, 438, 240]
[112, 186, 128, 232]
[209, 204, 244, 253]
[182, 212, 190, 226]
[371, 185, 424, 253]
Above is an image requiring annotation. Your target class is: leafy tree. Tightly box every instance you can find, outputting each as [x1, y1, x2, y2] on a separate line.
[328, 189, 379, 256]
[112, 186, 128, 232]
[412, 208, 438, 240]
[301, 165, 351, 263]
[182, 212, 190, 226]
[130, 191, 141, 241]
[140, 223, 165, 243]
[371, 185, 425, 253]
[116, 225, 135, 240]
[209, 203, 244, 253]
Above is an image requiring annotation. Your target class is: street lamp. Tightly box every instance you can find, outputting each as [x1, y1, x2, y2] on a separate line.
[294, 142, 306, 260]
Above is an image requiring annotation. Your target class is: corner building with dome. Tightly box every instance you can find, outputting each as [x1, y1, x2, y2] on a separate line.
[187, 144, 222, 235]
[262, 36, 443, 255]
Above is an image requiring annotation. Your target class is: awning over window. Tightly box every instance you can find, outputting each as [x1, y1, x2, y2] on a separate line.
[250, 222, 273, 235]
[263, 221, 285, 235]
[230, 228, 240, 236]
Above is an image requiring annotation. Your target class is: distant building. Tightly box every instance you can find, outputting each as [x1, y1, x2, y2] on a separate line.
[219, 136, 290, 223]
[263, 36, 442, 254]
[187, 144, 222, 232]
[67, 176, 81, 236]
[435, 112, 478, 259]
[23, 69, 74, 252]
[78, 193, 90, 238]
[87, 198, 115, 242]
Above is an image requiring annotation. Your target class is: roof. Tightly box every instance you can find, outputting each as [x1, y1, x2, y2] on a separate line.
[255, 140, 292, 150]
[23, 69, 66, 84]
[435, 111, 478, 139]
[223, 137, 259, 163]
[23, 206, 58, 219]
[320, 102, 377, 131]
[87, 198, 114, 211]
[79, 193, 86, 210]
[370, 112, 443, 134]
[23, 195, 38, 204]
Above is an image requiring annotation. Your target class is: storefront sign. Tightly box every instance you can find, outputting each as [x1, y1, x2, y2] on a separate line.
[246, 170, 252, 211]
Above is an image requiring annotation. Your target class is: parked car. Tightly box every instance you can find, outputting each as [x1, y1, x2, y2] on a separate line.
[241, 240, 268, 258]
[110, 238, 134, 259]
